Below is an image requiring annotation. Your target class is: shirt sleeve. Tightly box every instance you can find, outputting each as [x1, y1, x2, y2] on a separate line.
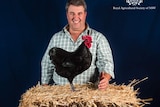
[96, 34, 115, 79]
[41, 37, 55, 84]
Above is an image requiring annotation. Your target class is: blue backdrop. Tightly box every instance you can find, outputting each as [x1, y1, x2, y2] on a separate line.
[0, 0, 159, 107]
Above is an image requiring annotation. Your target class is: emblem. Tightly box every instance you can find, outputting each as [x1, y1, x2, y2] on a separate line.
[126, 0, 143, 6]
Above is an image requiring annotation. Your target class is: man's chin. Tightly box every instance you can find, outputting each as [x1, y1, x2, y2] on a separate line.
[72, 26, 81, 30]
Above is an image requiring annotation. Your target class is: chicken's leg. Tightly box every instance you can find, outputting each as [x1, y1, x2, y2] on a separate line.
[68, 79, 75, 91]
[70, 82, 75, 91]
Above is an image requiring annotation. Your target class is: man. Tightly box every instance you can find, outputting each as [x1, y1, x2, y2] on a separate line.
[41, 0, 115, 90]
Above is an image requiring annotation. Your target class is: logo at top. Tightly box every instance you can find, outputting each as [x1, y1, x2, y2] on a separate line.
[126, 0, 143, 6]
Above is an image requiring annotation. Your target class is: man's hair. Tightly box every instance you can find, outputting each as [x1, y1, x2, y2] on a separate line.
[65, 0, 87, 12]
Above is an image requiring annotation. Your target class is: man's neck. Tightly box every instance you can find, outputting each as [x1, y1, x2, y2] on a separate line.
[69, 30, 81, 42]
[69, 26, 86, 42]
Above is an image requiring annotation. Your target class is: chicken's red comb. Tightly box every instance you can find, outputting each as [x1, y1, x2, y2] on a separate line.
[82, 35, 92, 48]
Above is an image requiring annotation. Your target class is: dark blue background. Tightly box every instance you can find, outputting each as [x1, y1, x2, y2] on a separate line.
[0, 0, 159, 107]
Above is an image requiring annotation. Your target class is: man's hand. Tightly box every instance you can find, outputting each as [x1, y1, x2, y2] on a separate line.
[98, 72, 111, 90]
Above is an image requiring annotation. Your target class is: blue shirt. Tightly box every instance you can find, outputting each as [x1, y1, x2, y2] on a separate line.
[41, 25, 115, 85]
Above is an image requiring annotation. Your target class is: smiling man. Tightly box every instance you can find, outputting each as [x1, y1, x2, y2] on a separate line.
[41, 0, 115, 91]
[66, 2, 87, 41]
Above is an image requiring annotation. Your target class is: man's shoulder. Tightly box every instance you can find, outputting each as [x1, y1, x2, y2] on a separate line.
[55, 29, 64, 35]
[51, 29, 65, 37]
[89, 28, 104, 36]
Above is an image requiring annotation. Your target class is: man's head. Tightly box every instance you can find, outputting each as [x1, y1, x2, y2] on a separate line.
[65, 0, 87, 33]
[65, 0, 87, 12]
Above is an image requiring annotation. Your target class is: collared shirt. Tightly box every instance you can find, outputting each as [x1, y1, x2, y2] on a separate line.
[41, 25, 115, 85]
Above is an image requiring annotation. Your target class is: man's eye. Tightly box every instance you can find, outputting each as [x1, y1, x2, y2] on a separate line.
[78, 13, 82, 16]
[70, 12, 74, 15]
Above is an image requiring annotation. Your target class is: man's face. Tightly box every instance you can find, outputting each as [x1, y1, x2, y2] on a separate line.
[66, 5, 87, 32]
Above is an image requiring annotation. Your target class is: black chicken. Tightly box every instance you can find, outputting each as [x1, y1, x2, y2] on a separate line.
[49, 37, 92, 91]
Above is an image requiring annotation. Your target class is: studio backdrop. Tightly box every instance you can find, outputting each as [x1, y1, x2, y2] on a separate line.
[0, 0, 159, 107]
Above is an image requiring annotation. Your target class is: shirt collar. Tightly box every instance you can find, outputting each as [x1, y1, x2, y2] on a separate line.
[62, 23, 91, 35]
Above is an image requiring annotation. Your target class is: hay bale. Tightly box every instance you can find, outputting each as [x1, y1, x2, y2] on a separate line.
[19, 78, 152, 107]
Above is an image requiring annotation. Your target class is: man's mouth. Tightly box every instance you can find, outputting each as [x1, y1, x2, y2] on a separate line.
[73, 20, 80, 24]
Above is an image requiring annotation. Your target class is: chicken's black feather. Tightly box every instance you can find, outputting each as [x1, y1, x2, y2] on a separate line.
[49, 41, 92, 91]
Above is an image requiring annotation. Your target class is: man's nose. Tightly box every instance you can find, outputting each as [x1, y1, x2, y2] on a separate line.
[73, 14, 79, 19]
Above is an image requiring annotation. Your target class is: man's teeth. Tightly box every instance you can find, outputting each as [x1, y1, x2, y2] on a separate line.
[73, 20, 79, 23]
